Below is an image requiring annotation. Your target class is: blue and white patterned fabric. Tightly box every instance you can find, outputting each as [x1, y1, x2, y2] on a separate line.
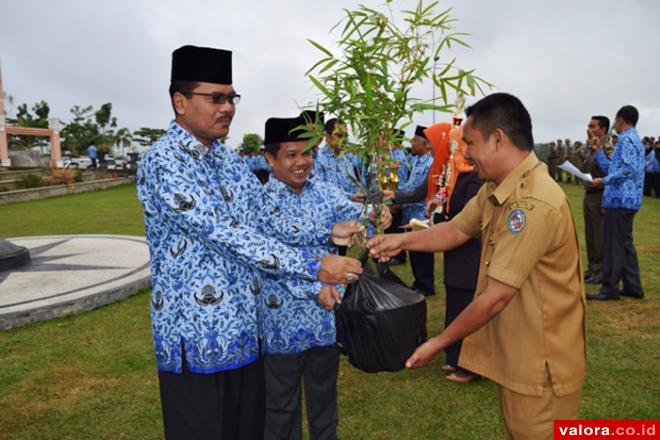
[595, 127, 645, 211]
[259, 176, 365, 354]
[653, 152, 660, 173]
[244, 154, 271, 172]
[390, 147, 410, 186]
[314, 145, 362, 197]
[136, 122, 332, 374]
[400, 152, 433, 224]
[644, 149, 659, 173]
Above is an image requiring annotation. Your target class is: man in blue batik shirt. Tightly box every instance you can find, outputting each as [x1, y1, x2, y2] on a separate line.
[258, 115, 390, 440]
[136, 45, 364, 440]
[399, 125, 435, 296]
[588, 105, 645, 300]
[314, 118, 362, 199]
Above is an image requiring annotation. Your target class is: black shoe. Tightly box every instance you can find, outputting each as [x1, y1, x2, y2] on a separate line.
[585, 275, 602, 285]
[586, 292, 620, 300]
[620, 291, 644, 299]
[413, 288, 435, 297]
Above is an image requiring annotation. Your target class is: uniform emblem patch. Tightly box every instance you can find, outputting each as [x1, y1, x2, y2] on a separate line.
[507, 209, 526, 233]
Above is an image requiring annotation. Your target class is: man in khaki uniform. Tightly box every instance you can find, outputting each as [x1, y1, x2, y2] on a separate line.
[367, 93, 586, 440]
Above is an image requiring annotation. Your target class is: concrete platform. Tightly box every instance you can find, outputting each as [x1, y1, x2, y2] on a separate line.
[0, 234, 151, 330]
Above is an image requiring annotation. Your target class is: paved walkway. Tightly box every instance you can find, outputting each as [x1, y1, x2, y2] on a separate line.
[0, 234, 151, 330]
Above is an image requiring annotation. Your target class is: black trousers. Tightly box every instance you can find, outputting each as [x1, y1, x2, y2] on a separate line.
[583, 192, 604, 278]
[600, 209, 644, 297]
[264, 347, 339, 440]
[643, 172, 654, 196]
[409, 250, 435, 294]
[444, 285, 474, 368]
[384, 208, 406, 262]
[158, 357, 265, 440]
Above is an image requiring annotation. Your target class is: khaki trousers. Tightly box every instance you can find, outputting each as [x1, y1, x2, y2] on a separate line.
[496, 374, 581, 440]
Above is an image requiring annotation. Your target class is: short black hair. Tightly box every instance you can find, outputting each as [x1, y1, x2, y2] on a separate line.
[465, 93, 533, 151]
[616, 105, 639, 126]
[168, 80, 199, 115]
[324, 118, 340, 135]
[264, 143, 281, 157]
[591, 115, 610, 132]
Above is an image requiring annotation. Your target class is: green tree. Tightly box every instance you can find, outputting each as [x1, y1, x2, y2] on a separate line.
[60, 105, 99, 156]
[61, 103, 125, 157]
[113, 127, 133, 156]
[304, 0, 491, 233]
[94, 103, 118, 153]
[133, 127, 166, 147]
[238, 133, 263, 154]
[8, 100, 51, 153]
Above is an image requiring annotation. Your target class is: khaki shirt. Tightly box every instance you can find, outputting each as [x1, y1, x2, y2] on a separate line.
[451, 152, 586, 396]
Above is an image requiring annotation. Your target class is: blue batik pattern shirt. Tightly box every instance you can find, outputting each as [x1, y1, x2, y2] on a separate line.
[390, 148, 410, 187]
[137, 122, 332, 374]
[314, 145, 362, 197]
[644, 150, 660, 173]
[400, 152, 433, 224]
[259, 177, 364, 354]
[244, 154, 271, 172]
[595, 128, 644, 211]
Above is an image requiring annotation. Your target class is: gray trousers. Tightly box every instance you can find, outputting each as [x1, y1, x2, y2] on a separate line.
[583, 192, 604, 278]
[264, 346, 339, 440]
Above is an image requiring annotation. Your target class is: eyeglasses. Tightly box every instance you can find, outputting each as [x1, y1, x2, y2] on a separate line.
[187, 92, 241, 105]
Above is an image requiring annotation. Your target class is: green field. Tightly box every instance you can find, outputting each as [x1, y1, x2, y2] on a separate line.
[0, 184, 658, 439]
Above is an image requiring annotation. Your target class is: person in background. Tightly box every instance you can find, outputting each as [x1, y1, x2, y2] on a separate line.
[426, 129, 483, 383]
[546, 141, 559, 181]
[556, 138, 566, 182]
[653, 140, 660, 198]
[399, 125, 435, 296]
[582, 116, 610, 285]
[643, 138, 655, 196]
[87, 143, 98, 169]
[588, 105, 645, 301]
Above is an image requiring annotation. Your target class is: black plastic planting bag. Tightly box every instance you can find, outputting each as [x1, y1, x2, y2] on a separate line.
[335, 257, 427, 373]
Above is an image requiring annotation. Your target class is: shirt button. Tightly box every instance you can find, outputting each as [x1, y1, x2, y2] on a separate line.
[485, 261, 491, 267]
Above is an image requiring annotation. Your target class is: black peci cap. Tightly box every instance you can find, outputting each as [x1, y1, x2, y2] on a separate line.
[265, 117, 306, 145]
[171, 45, 232, 84]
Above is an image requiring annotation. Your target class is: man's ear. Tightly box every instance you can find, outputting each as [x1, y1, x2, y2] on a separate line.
[173, 92, 187, 116]
[264, 151, 276, 167]
[493, 128, 507, 151]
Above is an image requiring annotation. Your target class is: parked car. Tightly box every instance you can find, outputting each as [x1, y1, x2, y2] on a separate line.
[76, 158, 93, 169]
[106, 157, 130, 170]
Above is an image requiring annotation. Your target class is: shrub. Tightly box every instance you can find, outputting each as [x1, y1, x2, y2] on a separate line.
[17, 173, 45, 189]
[45, 168, 78, 186]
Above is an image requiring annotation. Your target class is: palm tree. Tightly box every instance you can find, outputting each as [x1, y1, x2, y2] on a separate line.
[113, 127, 133, 157]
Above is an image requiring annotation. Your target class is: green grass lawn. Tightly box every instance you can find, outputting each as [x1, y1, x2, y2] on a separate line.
[0, 184, 658, 439]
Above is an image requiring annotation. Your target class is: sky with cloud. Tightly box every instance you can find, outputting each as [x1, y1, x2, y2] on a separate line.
[1, 0, 659, 148]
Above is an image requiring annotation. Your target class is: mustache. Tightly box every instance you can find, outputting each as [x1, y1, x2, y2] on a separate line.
[215, 115, 233, 124]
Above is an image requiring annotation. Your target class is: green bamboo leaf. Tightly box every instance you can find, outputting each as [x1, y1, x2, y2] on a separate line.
[305, 56, 331, 76]
[307, 39, 333, 58]
[309, 75, 332, 97]
[318, 59, 340, 75]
